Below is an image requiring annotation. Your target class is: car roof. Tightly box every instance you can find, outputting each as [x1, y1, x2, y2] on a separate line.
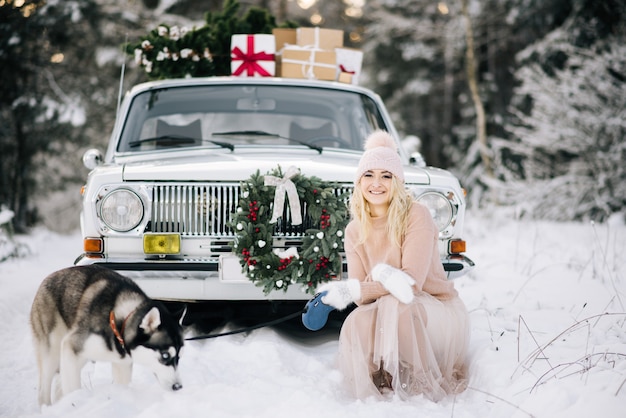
[125, 76, 381, 99]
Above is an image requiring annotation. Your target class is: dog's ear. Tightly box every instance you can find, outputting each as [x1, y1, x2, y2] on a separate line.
[140, 307, 161, 333]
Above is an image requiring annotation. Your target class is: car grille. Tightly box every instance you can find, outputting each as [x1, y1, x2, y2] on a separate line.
[148, 183, 351, 238]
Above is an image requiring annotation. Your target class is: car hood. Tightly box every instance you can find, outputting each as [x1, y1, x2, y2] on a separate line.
[119, 148, 431, 184]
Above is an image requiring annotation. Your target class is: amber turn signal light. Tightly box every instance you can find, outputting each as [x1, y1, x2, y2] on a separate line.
[449, 239, 466, 254]
[84, 237, 103, 253]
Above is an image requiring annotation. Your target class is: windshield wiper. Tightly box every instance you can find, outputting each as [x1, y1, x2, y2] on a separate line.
[212, 130, 322, 154]
[129, 135, 197, 148]
[213, 130, 274, 137]
[129, 135, 234, 152]
[286, 137, 323, 154]
[201, 139, 235, 151]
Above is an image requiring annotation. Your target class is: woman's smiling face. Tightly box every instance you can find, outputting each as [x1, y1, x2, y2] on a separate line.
[359, 169, 393, 213]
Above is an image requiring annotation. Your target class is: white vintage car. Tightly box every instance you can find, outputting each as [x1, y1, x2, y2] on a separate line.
[76, 77, 473, 321]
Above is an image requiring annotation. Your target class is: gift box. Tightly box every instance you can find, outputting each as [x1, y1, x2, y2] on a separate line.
[272, 28, 297, 77]
[281, 47, 337, 81]
[230, 34, 276, 77]
[297, 27, 344, 50]
[335, 47, 363, 85]
[273, 28, 297, 51]
[338, 72, 353, 84]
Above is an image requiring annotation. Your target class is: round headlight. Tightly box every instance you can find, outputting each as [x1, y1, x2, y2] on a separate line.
[416, 192, 453, 231]
[100, 189, 144, 232]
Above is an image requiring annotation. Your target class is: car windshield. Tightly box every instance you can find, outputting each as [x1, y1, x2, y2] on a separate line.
[116, 84, 388, 153]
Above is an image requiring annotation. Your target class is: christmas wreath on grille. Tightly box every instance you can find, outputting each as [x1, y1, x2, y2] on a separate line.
[229, 166, 348, 295]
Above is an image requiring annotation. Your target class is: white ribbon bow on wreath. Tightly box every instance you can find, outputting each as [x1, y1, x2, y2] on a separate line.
[264, 166, 303, 225]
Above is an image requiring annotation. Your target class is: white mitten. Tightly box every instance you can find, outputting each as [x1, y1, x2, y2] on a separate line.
[371, 263, 415, 304]
[317, 279, 361, 311]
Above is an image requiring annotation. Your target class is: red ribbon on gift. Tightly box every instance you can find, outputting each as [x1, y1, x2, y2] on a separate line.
[339, 64, 356, 75]
[231, 35, 275, 77]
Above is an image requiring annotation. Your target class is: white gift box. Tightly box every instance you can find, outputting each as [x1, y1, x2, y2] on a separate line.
[230, 34, 276, 77]
[335, 47, 363, 85]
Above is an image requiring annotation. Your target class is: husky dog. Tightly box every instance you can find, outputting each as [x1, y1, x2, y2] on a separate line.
[30, 265, 185, 406]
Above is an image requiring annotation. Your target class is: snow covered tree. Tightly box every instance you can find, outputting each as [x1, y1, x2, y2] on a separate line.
[0, 0, 103, 232]
[490, 0, 626, 221]
[358, 0, 570, 174]
[455, 0, 574, 199]
[358, 0, 463, 169]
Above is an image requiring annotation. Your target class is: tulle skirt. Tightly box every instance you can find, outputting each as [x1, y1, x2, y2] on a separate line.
[337, 292, 470, 401]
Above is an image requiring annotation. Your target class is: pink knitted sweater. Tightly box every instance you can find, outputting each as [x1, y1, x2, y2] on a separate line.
[344, 202, 458, 303]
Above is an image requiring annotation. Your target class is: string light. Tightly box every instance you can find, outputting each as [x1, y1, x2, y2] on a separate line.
[50, 53, 65, 63]
[310, 12, 323, 25]
[297, 0, 316, 10]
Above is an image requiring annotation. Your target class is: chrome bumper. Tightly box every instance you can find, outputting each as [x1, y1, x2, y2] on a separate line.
[442, 254, 475, 279]
[74, 252, 475, 301]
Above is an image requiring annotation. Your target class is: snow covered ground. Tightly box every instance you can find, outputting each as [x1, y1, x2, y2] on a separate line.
[1, 208, 624, 418]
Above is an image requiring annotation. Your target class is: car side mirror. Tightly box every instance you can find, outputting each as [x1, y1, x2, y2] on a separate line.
[409, 152, 426, 168]
[401, 135, 425, 167]
[82, 148, 104, 170]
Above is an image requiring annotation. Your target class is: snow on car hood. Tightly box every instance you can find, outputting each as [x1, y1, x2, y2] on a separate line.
[119, 148, 430, 184]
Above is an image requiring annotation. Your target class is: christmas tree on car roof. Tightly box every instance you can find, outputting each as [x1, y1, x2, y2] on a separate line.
[126, 0, 296, 80]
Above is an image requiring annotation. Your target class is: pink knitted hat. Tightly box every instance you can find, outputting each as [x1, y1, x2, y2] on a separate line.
[355, 130, 405, 183]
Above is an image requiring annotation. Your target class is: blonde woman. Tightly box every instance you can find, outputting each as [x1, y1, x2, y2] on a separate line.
[318, 130, 470, 401]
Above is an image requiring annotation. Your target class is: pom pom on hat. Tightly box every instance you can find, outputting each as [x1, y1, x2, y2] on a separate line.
[355, 130, 405, 183]
[364, 130, 398, 151]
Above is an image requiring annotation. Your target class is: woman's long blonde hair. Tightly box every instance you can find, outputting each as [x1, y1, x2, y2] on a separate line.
[349, 175, 414, 248]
